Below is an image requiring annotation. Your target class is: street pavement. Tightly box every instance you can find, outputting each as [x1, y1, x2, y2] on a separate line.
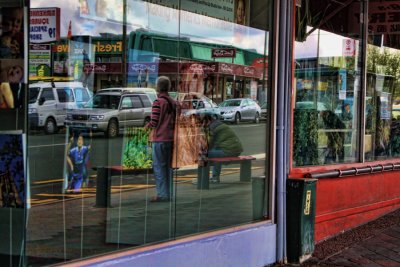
[276, 208, 400, 267]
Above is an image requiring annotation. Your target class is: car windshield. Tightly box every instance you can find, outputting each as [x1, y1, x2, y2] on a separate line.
[84, 94, 121, 109]
[219, 100, 241, 107]
[29, 87, 41, 104]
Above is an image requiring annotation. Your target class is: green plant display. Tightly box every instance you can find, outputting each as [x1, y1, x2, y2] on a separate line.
[122, 127, 152, 169]
[293, 109, 320, 166]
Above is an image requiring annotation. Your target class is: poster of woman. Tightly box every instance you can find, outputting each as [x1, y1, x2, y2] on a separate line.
[234, 0, 247, 25]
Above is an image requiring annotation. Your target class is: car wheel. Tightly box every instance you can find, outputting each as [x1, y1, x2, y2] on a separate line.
[254, 112, 260, 124]
[106, 119, 119, 138]
[44, 118, 57, 135]
[234, 112, 241, 124]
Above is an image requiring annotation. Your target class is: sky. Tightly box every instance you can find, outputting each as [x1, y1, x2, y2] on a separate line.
[30, 0, 268, 54]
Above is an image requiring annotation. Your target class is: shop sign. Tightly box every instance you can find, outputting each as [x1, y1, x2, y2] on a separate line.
[369, 2, 400, 34]
[181, 63, 217, 74]
[243, 66, 255, 77]
[83, 63, 122, 74]
[29, 44, 51, 77]
[211, 48, 236, 58]
[252, 57, 268, 68]
[219, 63, 235, 74]
[30, 8, 60, 43]
[53, 40, 123, 55]
[129, 63, 158, 73]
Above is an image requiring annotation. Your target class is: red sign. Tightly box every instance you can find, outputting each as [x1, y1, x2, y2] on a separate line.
[252, 57, 268, 68]
[211, 48, 236, 58]
[342, 39, 356, 57]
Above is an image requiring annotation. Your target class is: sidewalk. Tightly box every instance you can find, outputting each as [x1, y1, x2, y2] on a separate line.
[277, 208, 400, 267]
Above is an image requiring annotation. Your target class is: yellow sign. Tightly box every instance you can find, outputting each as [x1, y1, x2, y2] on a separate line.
[304, 190, 311, 215]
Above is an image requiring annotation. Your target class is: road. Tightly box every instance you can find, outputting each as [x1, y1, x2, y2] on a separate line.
[27, 122, 267, 199]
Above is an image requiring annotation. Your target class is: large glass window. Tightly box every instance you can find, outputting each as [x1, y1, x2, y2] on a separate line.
[293, 0, 363, 166]
[27, 0, 273, 265]
[365, 1, 400, 160]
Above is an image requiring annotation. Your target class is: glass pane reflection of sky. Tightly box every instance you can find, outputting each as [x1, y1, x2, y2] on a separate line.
[31, 0, 267, 54]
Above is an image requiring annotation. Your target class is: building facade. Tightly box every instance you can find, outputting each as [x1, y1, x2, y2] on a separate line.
[0, 0, 398, 266]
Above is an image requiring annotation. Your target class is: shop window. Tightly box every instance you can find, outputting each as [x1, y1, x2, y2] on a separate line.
[293, 0, 363, 166]
[26, 0, 274, 264]
[365, 1, 400, 160]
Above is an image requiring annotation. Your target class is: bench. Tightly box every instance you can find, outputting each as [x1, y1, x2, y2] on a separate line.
[93, 166, 152, 207]
[197, 156, 256, 190]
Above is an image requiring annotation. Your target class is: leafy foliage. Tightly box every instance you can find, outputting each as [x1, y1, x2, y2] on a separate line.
[122, 128, 152, 169]
[293, 109, 320, 166]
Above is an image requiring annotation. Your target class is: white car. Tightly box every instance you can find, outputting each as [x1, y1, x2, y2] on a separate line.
[28, 81, 92, 134]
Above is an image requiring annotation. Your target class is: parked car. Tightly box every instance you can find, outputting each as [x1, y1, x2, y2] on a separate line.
[98, 87, 157, 102]
[260, 102, 267, 120]
[28, 81, 92, 134]
[65, 91, 152, 138]
[219, 98, 261, 124]
[179, 92, 220, 119]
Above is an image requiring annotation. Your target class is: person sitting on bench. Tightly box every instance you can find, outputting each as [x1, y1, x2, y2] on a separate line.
[201, 113, 243, 183]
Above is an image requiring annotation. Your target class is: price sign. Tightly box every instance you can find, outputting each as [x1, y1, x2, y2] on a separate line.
[30, 8, 60, 43]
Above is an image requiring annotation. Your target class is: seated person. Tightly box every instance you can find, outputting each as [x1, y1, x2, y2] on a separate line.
[201, 113, 243, 183]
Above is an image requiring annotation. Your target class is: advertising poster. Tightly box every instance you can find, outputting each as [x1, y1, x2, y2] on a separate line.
[29, 44, 51, 77]
[69, 36, 95, 88]
[0, 7, 24, 59]
[338, 69, 347, 100]
[80, 0, 123, 22]
[380, 93, 391, 120]
[0, 59, 25, 109]
[250, 80, 257, 100]
[64, 131, 92, 192]
[0, 7, 25, 109]
[172, 116, 207, 168]
[29, 8, 60, 43]
[376, 75, 384, 92]
[0, 133, 25, 208]
[122, 128, 152, 169]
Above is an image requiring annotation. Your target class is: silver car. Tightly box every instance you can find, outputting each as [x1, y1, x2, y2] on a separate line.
[219, 98, 261, 124]
[65, 91, 152, 137]
[180, 93, 220, 119]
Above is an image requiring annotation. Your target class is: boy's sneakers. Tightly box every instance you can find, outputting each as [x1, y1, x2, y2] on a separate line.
[210, 178, 220, 184]
[191, 178, 220, 185]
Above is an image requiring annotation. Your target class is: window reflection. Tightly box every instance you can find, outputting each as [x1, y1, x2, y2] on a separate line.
[27, 0, 271, 265]
[293, 0, 363, 166]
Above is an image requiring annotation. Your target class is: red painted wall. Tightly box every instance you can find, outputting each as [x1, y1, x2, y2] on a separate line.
[314, 171, 400, 242]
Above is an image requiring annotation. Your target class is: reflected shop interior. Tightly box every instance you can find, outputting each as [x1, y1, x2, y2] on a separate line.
[0, 0, 272, 266]
[293, 0, 400, 167]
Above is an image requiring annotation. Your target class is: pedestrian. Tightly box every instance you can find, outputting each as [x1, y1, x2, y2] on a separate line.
[137, 69, 142, 87]
[202, 113, 243, 183]
[145, 76, 177, 202]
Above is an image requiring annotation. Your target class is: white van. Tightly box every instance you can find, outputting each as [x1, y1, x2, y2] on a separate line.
[28, 81, 92, 134]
